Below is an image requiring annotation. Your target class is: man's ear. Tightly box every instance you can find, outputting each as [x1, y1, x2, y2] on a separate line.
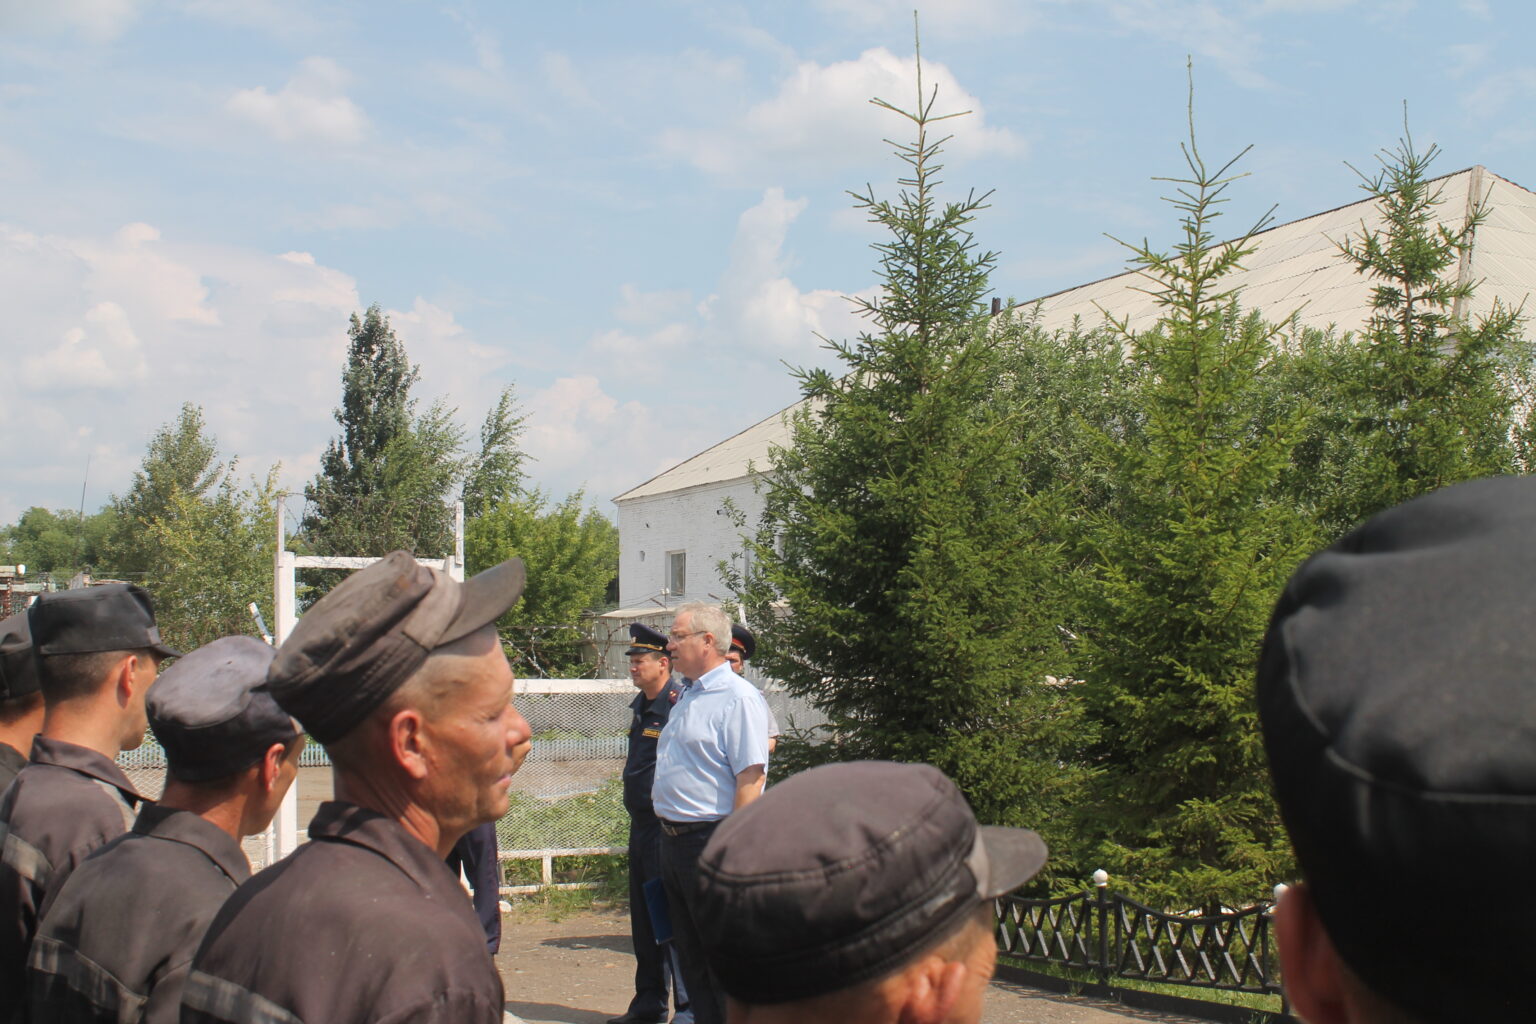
[259, 741, 287, 792]
[114, 653, 141, 708]
[1275, 881, 1352, 1024]
[894, 954, 968, 1024]
[388, 706, 430, 780]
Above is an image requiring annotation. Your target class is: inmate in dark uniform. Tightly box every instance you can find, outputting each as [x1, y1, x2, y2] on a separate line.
[28, 803, 249, 1024]
[620, 675, 690, 1022]
[0, 737, 142, 1020]
[182, 801, 503, 1024]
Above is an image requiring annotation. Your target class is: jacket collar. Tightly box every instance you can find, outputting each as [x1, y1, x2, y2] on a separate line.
[132, 802, 251, 886]
[29, 735, 145, 801]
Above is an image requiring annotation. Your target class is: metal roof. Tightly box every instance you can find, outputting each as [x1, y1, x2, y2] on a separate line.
[614, 167, 1536, 504]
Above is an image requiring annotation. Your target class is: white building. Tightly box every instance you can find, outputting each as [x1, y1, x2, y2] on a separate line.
[610, 166, 1536, 614]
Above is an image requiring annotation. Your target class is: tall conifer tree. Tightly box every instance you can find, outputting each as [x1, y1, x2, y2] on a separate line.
[736, 34, 1088, 842]
[1076, 99, 1312, 909]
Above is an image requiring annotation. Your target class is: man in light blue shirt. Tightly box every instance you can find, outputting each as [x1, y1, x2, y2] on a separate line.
[652, 602, 768, 1024]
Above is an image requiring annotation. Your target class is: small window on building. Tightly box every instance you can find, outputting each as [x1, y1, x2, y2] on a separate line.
[667, 551, 686, 596]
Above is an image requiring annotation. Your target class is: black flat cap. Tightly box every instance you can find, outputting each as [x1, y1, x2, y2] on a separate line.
[268, 552, 526, 745]
[695, 760, 1046, 1004]
[149, 636, 298, 782]
[626, 622, 668, 656]
[0, 612, 40, 701]
[729, 624, 755, 661]
[1259, 475, 1536, 1022]
[28, 584, 180, 659]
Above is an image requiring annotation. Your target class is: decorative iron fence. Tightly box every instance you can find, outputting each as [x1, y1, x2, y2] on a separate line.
[996, 872, 1285, 1008]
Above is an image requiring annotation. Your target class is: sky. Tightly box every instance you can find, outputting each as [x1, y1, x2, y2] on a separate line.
[1, 0, 1530, 528]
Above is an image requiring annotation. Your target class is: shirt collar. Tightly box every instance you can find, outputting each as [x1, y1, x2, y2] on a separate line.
[132, 802, 251, 886]
[29, 735, 145, 801]
[692, 661, 737, 692]
[306, 800, 464, 895]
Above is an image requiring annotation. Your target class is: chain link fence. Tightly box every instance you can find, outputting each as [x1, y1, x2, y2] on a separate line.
[115, 680, 828, 880]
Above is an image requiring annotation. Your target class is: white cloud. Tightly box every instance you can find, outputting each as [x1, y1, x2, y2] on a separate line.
[1447, 43, 1491, 79]
[0, 219, 363, 522]
[1462, 67, 1536, 117]
[225, 57, 368, 146]
[589, 189, 874, 370]
[0, 0, 142, 41]
[659, 48, 1021, 181]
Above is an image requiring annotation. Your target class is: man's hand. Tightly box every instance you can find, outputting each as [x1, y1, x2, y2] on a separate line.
[733, 764, 766, 810]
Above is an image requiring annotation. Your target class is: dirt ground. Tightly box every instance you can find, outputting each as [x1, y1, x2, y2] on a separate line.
[493, 907, 1213, 1024]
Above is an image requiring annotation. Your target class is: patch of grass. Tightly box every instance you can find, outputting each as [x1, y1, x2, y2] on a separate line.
[497, 777, 628, 852]
[502, 854, 628, 921]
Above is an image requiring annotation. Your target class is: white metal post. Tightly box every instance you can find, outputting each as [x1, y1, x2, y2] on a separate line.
[272, 496, 300, 861]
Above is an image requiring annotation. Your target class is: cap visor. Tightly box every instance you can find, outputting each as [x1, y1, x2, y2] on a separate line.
[151, 642, 183, 659]
[440, 557, 527, 646]
[976, 825, 1048, 898]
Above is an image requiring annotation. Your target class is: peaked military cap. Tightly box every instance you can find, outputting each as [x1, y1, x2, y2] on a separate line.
[626, 622, 668, 657]
[729, 624, 755, 661]
[28, 583, 180, 660]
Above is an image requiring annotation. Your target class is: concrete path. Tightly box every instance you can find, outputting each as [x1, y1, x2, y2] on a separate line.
[494, 908, 1216, 1024]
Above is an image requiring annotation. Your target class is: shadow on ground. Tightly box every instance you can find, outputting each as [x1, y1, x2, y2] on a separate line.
[542, 934, 634, 955]
[505, 1000, 611, 1024]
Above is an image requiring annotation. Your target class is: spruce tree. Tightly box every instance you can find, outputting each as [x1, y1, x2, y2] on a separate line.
[1076, 108, 1312, 910]
[303, 304, 465, 557]
[1296, 126, 1532, 535]
[736, 43, 1089, 846]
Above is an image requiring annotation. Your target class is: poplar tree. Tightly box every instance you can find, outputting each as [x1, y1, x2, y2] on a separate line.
[1075, 108, 1312, 909]
[736, 42, 1088, 843]
[303, 304, 465, 558]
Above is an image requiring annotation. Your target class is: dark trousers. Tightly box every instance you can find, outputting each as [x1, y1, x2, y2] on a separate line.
[446, 822, 503, 955]
[659, 822, 723, 1024]
[626, 818, 690, 1020]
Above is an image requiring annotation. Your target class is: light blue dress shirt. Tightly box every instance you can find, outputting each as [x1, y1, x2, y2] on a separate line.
[651, 661, 771, 823]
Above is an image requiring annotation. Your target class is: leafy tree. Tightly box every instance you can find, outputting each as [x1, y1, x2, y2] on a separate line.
[1074, 111, 1312, 910]
[0, 507, 113, 579]
[1287, 127, 1533, 535]
[465, 490, 618, 677]
[145, 467, 280, 653]
[732, 48, 1090, 846]
[103, 403, 222, 576]
[463, 385, 529, 519]
[303, 304, 467, 558]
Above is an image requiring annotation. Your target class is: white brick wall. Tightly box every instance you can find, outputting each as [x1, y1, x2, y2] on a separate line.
[616, 476, 765, 609]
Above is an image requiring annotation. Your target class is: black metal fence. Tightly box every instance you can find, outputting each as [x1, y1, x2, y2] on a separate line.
[995, 876, 1285, 1008]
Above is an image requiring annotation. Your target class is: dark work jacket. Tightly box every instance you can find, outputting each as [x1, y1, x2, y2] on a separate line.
[0, 742, 25, 793]
[622, 677, 685, 821]
[0, 737, 142, 1022]
[28, 802, 250, 1024]
[181, 801, 503, 1024]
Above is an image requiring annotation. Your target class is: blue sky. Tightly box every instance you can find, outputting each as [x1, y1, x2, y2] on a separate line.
[1, 0, 1528, 526]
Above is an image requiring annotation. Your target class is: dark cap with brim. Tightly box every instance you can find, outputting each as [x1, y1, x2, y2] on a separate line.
[0, 611, 41, 701]
[28, 584, 180, 660]
[729, 624, 755, 661]
[267, 551, 526, 745]
[149, 636, 298, 782]
[696, 760, 1046, 1004]
[626, 622, 668, 657]
[1259, 475, 1536, 1023]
